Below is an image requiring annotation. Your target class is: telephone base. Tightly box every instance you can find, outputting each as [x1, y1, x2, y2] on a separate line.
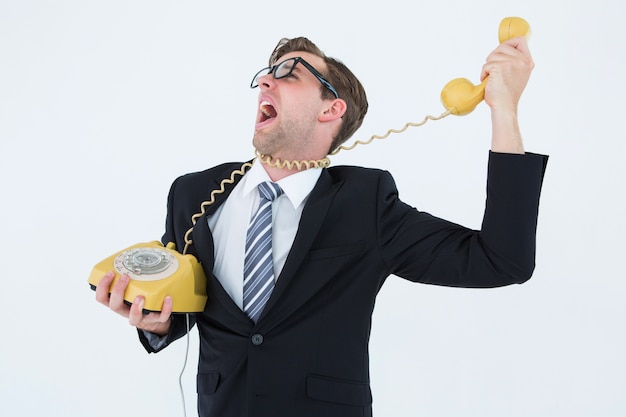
[88, 241, 208, 313]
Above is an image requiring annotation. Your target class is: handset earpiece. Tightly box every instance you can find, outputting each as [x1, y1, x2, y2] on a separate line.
[498, 17, 531, 44]
[440, 17, 530, 116]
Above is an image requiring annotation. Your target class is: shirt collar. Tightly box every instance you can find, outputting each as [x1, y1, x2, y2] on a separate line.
[243, 160, 322, 210]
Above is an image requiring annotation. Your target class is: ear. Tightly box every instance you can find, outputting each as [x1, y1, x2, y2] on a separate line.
[318, 98, 347, 122]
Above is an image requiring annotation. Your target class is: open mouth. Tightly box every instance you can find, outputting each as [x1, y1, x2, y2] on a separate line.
[259, 100, 277, 123]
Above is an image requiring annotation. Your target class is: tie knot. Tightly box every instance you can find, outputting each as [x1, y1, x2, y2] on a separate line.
[258, 181, 283, 202]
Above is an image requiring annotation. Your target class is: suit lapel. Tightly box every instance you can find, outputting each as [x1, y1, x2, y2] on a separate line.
[192, 163, 253, 328]
[260, 170, 343, 322]
[191, 160, 253, 259]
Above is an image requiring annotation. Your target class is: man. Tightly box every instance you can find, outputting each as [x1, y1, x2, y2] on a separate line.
[96, 36, 547, 417]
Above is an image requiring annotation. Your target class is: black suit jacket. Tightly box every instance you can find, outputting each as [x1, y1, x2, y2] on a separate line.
[140, 151, 548, 417]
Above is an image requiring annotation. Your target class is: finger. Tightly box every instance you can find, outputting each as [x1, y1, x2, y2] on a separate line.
[481, 61, 502, 81]
[109, 274, 131, 315]
[492, 37, 530, 57]
[128, 296, 146, 327]
[503, 36, 531, 56]
[128, 296, 172, 325]
[95, 271, 115, 306]
[160, 296, 173, 318]
[147, 296, 173, 325]
[484, 40, 528, 68]
[130, 296, 173, 331]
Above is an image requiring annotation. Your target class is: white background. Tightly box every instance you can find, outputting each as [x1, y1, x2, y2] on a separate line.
[1, 1, 625, 416]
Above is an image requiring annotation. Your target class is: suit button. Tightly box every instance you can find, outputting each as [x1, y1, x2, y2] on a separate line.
[251, 334, 264, 346]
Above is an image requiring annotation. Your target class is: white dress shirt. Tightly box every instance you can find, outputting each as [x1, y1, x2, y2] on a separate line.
[143, 162, 321, 347]
[207, 161, 322, 309]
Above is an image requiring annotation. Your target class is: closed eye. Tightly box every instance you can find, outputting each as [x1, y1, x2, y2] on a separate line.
[285, 70, 300, 80]
[288, 67, 307, 80]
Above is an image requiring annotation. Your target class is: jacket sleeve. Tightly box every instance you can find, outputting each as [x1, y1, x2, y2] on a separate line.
[379, 151, 548, 288]
[138, 313, 196, 353]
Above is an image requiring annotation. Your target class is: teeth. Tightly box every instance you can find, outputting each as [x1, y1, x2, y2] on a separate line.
[259, 100, 276, 118]
[260, 101, 270, 116]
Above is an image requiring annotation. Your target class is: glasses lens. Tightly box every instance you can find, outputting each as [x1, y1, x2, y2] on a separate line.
[251, 67, 271, 88]
[274, 58, 297, 79]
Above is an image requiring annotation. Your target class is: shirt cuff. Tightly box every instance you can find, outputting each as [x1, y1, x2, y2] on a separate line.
[141, 329, 168, 351]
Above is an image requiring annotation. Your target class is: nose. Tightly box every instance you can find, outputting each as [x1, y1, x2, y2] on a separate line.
[256, 72, 276, 91]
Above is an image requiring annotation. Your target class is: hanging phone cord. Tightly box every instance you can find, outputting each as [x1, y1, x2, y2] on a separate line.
[331, 110, 450, 155]
[178, 313, 191, 417]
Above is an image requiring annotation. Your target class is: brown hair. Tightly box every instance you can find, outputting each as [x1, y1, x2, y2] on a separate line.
[269, 37, 368, 153]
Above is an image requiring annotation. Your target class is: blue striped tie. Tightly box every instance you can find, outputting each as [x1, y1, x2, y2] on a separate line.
[243, 181, 283, 323]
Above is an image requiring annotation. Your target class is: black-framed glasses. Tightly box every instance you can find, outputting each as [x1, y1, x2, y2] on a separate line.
[250, 57, 339, 99]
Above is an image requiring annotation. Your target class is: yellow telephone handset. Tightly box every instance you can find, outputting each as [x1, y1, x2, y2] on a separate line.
[440, 17, 531, 116]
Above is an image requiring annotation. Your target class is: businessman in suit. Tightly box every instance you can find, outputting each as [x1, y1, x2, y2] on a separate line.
[96, 36, 547, 417]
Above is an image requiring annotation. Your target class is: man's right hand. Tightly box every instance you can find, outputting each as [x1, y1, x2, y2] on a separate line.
[95, 271, 173, 336]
